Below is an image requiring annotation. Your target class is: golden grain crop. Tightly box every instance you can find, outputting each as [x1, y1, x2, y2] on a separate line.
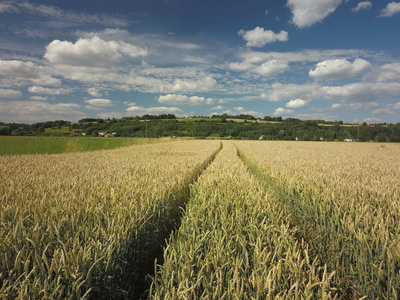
[0, 140, 220, 299]
[151, 142, 335, 299]
[2, 139, 399, 299]
[236, 141, 400, 298]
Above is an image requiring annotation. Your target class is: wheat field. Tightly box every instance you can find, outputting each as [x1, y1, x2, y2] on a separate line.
[235, 141, 400, 298]
[0, 140, 220, 299]
[1, 140, 399, 299]
[151, 142, 335, 299]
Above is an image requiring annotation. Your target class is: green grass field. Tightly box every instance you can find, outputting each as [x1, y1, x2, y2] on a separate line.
[0, 136, 166, 155]
[177, 117, 221, 122]
[44, 126, 72, 133]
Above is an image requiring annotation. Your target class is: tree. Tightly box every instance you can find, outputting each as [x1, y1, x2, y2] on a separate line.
[0, 126, 12, 135]
[375, 132, 387, 142]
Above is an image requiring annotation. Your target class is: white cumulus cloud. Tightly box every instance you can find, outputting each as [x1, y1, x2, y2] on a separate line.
[380, 2, 400, 17]
[372, 102, 400, 115]
[372, 62, 400, 82]
[126, 105, 183, 115]
[273, 107, 295, 116]
[238, 27, 288, 47]
[266, 83, 323, 102]
[286, 99, 310, 108]
[255, 60, 290, 76]
[229, 56, 264, 71]
[157, 94, 213, 105]
[313, 102, 379, 112]
[309, 58, 371, 80]
[229, 58, 289, 77]
[0, 88, 22, 98]
[28, 86, 71, 95]
[352, 1, 372, 12]
[322, 82, 400, 101]
[44, 36, 147, 68]
[87, 87, 102, 97]
[0, 60, 60, 86]
[84, 98, 113, 106]
[168, 77, 217, 93]
[30, 96, 48, 101]
[287, 0, 343, 28]
[0, 60, 41, 78]
[0, 101, 84, 123]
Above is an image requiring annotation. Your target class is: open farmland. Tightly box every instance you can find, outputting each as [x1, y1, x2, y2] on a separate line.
[235, 141, 400, 298]
[1, 140, 400, 299]
[0, 140, 220, 299]
[0, 136, 170, 156]
[151, 142, 334, 299]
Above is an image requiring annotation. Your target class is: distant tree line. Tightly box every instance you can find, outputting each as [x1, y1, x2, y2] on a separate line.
[1, 115, 400, 142]
[211, 113, 257, 121]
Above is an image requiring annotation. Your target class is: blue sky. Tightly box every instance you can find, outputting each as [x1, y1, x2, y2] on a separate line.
[1, 0, 400, 124]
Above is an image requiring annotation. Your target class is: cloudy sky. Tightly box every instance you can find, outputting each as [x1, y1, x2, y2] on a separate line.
[1, 0, 400, 124]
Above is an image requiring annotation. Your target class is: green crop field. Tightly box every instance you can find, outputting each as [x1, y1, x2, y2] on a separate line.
[1, 140, 399, 299]
[177, 117, 222, 122]
[44, 126, 72, 134]
[0, 136, 170, 155]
